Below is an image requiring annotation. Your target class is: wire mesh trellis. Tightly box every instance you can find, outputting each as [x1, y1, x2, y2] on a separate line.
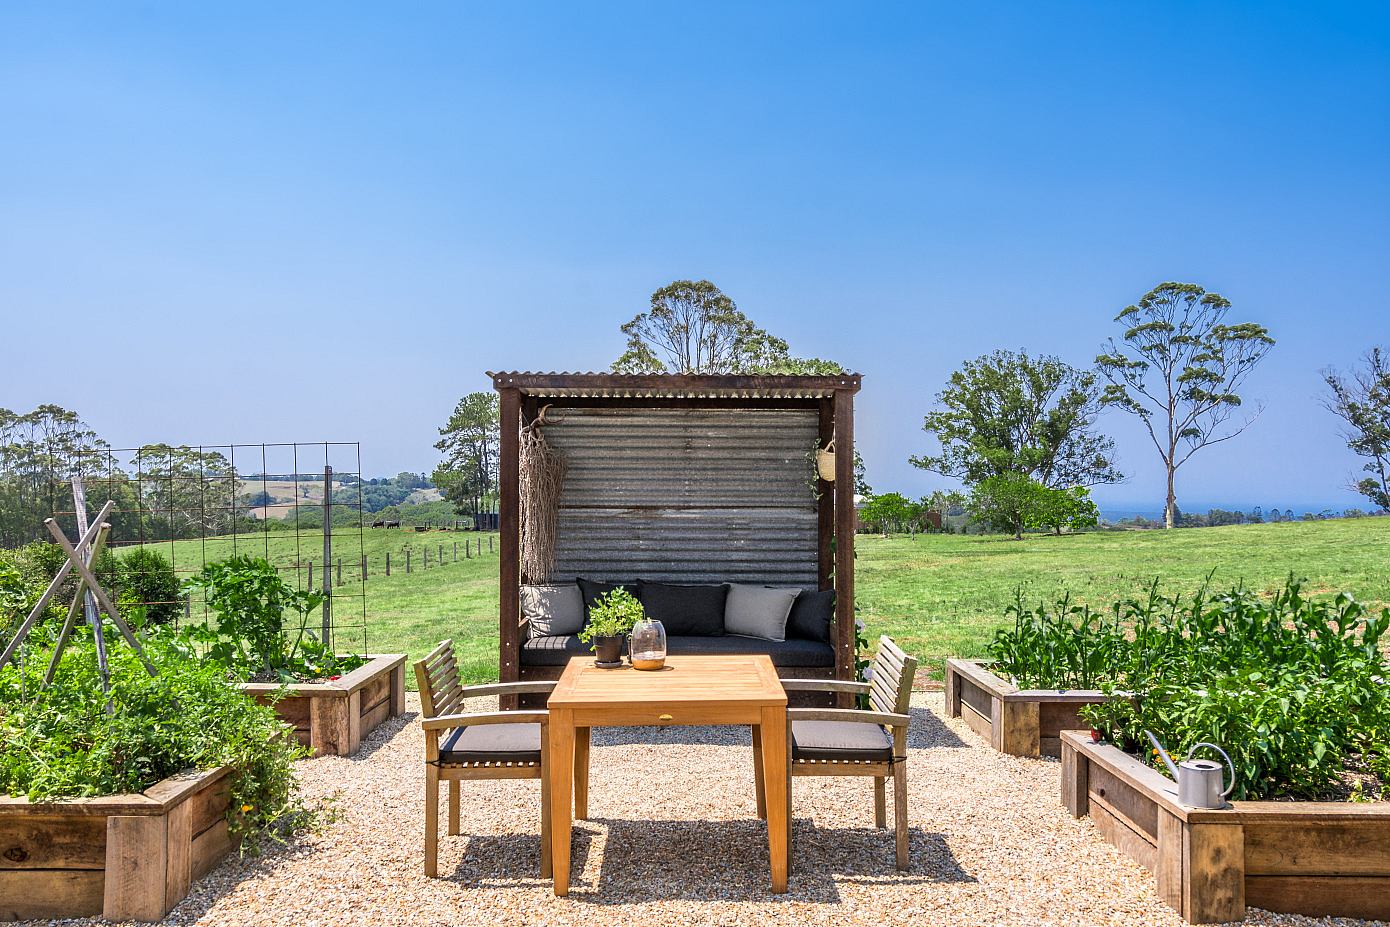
[41, 442, 372, 657]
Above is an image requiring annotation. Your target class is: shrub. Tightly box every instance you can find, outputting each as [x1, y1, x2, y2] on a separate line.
[116, 547, 183, 626]
[0, 631, 315, 847]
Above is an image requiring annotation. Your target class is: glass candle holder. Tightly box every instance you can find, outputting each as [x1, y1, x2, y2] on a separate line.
[629, 617, 667, 670]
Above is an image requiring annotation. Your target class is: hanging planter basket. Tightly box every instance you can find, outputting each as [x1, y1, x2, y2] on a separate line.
[816, 438, 837, 482]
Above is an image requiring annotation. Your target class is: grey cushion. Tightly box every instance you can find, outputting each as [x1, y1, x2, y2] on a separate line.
[520, 633, 834, 667]
[439, 722, 541, 764]
[522, 583, 584, 636]
[792, 720, 892, 762]
[724, 583, 799, 641]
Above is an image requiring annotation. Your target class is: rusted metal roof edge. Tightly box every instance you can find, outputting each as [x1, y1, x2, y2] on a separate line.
[487, 371, 862, 397]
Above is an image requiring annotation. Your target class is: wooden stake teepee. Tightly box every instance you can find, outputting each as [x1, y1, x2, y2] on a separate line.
[0, 484, 156, 690]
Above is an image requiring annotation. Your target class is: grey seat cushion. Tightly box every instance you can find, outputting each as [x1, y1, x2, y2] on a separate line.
[439, 722, 541, 764]
[792, 720, 893, 762]
[521, 633, 835, 667]
[522, 582, 585, 636]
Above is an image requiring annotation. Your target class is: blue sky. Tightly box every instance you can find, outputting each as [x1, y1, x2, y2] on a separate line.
[2, 3, 1386, 513]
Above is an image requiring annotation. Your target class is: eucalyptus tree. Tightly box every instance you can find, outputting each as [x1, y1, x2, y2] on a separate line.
[1322, 347, 1390, 510]
[1097, 282, 1274, 528]
[613, 279, 839, 375]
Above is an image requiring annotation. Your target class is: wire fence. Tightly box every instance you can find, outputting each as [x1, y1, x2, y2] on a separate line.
[4, 440, 500, 662]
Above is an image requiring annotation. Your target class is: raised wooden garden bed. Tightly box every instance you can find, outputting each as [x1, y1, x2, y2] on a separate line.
[0, 766, 234, 923]
[944, 658, 1108, 757]
[239, 653, 407, 757]
[1061, 730, 1390, 923]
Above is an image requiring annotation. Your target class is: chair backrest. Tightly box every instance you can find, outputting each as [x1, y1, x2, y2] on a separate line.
[414, 639, 464, 720]
[869, 636, 917, 715]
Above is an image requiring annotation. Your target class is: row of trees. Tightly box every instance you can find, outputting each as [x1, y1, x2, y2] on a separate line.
[0, 406, 243, 547]
[429, 278, 1387, 536]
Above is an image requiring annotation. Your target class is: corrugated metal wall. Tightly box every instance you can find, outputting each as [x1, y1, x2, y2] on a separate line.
[543, 407, 819, 585]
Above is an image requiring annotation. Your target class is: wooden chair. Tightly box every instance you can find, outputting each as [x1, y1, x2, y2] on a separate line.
[782, 635, 918, 869]
[414, 639, 557, 878]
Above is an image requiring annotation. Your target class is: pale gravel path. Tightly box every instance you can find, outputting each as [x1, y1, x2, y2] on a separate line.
[28, 694, 1386, 927]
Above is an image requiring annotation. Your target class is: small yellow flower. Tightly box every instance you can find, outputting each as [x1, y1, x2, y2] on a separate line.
[241, 804, 254, 813]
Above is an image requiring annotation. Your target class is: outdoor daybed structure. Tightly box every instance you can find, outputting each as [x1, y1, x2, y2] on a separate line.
[491, 372, 861, 703]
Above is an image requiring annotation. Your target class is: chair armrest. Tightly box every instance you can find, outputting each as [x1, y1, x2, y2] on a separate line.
[422, 710, 548, 731]
[780, 679, 871, 694]
[457, 680, 557, 699]
[787, 707, 910, 728]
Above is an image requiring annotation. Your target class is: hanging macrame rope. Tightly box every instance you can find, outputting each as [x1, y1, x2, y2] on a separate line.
[519, 406, 567, 583]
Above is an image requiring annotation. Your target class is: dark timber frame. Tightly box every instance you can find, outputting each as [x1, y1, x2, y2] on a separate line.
[492, 372, 862, 707]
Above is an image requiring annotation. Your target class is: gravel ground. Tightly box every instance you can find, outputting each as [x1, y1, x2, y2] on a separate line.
[28, 693, 1386, 927]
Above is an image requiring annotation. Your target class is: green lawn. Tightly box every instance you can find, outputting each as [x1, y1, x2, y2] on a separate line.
[145, 517, 1389, 687]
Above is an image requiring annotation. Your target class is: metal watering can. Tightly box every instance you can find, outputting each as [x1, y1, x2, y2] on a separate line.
[1145, 731, 1236, 809]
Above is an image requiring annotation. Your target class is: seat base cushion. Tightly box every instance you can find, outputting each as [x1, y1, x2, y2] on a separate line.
[792, 719, 893, 762]
[439, 722, 541, 764]
[521, 634, 835, 668]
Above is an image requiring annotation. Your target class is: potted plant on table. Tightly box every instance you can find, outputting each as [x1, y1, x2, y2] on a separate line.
[579, 588, 644, 667]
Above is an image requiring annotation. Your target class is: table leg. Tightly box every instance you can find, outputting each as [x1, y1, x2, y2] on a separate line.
[549, 708, 575, 895]
[575, 726, 590, 820]
[752, 724, 766, 819]
[759, 706, 789, 893]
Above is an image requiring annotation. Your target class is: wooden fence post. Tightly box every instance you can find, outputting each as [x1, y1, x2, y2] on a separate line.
[406, 549, 411, 573]
[385, 552, 390, 576]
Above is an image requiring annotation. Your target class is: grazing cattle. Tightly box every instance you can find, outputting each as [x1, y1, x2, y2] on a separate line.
[385, 520, 401, 529]
[371, 520, 385, 528]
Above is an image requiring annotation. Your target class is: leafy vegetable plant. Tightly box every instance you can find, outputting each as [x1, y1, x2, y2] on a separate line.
[988, 578, 1390, 800]
[183, 555, 364, 682]
[0, 630, 319, 848]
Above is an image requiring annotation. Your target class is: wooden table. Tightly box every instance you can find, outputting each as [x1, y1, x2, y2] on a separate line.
[546, 654, 789, 896]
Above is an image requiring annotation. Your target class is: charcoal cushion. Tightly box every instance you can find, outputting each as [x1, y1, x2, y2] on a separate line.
[521, 583, 584, 636]
[520, 633, 834, 667]
[439, 722, 541, 764]
[791, 720, 892, 762]
[576, 578, 637, 624]
[724, 583, 799, 642]
[636, 581, 728, 636]
[785, 588, 835, 642]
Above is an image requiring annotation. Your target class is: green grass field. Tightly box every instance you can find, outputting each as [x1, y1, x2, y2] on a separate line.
[143, 517, 1388, 687]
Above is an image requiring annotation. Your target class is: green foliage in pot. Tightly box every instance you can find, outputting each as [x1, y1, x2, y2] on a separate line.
[0, 630, 320, 849]
[578, 588, 644, 650]
[183, 555, 364, 682]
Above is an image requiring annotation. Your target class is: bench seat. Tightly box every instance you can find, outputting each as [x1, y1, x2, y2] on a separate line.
[521, 633, 835, 668]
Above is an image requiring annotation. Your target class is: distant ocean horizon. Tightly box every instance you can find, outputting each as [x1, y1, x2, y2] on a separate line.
[1098, 502, 1369, 522]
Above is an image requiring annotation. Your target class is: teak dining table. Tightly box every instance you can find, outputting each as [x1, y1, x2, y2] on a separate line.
[545, 654, 790, 896]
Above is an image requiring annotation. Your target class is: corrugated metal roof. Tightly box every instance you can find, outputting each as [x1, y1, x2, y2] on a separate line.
[488, 371, 861, 399]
